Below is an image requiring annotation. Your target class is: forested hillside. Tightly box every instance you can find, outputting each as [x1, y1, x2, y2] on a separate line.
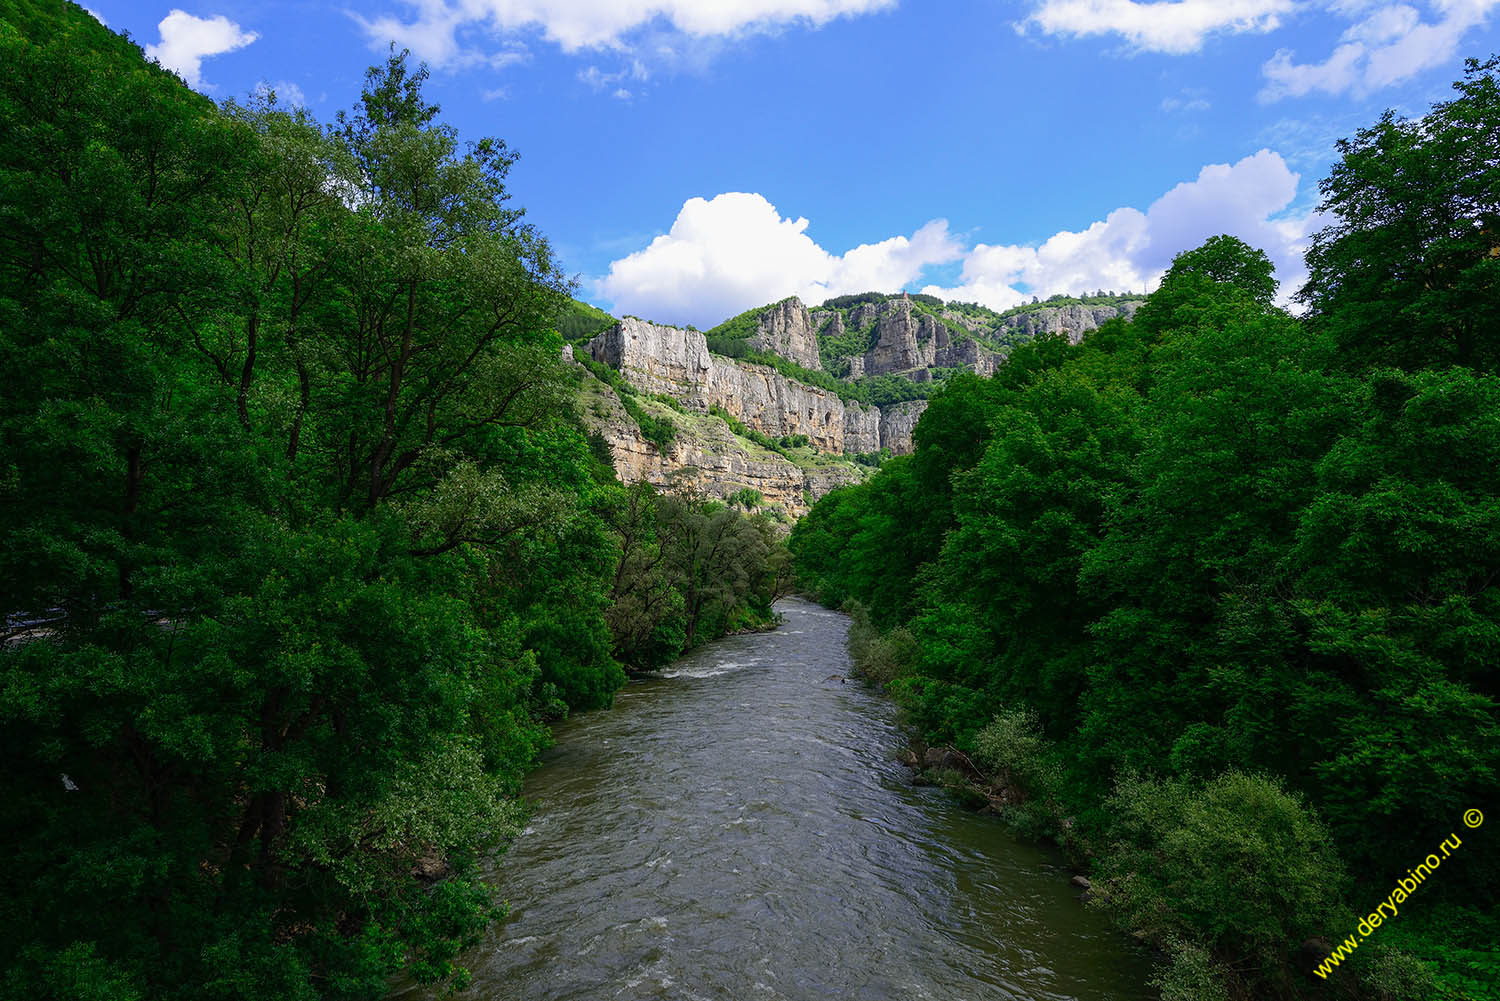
[0, 4, 787, 998]
[792, 60, 1500, 1001]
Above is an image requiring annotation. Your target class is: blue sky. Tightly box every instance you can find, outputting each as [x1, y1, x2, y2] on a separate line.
[95, 1, 1500, 327]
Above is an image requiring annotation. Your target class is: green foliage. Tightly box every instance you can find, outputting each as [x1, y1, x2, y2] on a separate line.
[792, 70, 1500, 994]
[1096, 772, 1347, 993]
[554, 298, 617, 343]
[621, 396, 676, 451]
[600, 485, 788, 670]
[0, 22, 628, 1001]
[726, 487, 763, 509]
[1302, 55, 1500, 373]
[845, 602, 918, 686]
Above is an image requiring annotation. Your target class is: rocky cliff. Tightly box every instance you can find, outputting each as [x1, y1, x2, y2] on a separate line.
[993, 301, 1141, 344]
[573, 365, 864, 518]
[748, 298, 822, 371]
[880, 400, 928, 456]
[573, 291, 1143, 519]
[586, 318, 922, 455]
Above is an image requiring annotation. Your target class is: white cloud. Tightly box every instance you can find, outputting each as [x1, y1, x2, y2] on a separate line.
[596, 192, 962, 327]
[144, 9, 258, 90]
[83, 6, 106, 25]
[353, 0, 895, 68]
[600, 155, 1324, 327]
[1020, 0, 1293, 54]
[1161, 91, 1212, 111]
[1260, 0, 1499, 99]
[253, 79, 307, 107]
[578, 59, 648, 91]
[923, 150, 1318, 310]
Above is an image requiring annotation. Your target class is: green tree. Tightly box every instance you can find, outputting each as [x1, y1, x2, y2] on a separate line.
[1302, 56, 1500, 372]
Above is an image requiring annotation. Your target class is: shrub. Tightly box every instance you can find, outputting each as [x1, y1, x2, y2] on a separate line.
[1093, 771, 1348, 993]
[1151, 938, 1230, 1001]
[843, 603, 917, 687]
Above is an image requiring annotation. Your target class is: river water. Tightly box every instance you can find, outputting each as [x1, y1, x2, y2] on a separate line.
[432, 598, 1154, 1000]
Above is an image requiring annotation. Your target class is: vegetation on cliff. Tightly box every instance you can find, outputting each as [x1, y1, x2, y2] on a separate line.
[792, 60, 1500, 1001]
[0, 7, 785, 998]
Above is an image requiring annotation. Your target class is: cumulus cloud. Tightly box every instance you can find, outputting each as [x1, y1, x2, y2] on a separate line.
[922, 150, 1318, 311]
[596, 192, 962, 327]
[353, 0, 895, 68]
[1020, 0, 1293, 54]
[599, 154, 1321, 326]
[1261, 0, 1500, 99]
[144, 9, 258, 90]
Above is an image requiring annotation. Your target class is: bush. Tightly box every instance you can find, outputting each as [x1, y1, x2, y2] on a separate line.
[970, 708, 1066, 838]
[1151, 938, 1231, 1001]
[843, 603, 918, 687]
[1093, 771, 1348, 993]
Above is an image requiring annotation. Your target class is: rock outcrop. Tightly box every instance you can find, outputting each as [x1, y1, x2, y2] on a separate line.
[845, 297, 1001, 377]
[843, 403, 880, 454]
[998, 301, 1141, 344]
[811, 309, 843, 340]
[749, 298, 822, 371]
[864, 298, 933, 374]
[574, 374, 861, 518]
[879, 399, 928, 455]
[587, 318, 924, 457]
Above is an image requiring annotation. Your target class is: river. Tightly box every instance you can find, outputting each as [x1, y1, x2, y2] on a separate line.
[422, 597, 1155, 1000]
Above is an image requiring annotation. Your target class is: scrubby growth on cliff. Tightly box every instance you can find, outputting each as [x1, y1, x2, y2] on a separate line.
[0, 10, 787, 1000]
[792, 59, 1500, 1001]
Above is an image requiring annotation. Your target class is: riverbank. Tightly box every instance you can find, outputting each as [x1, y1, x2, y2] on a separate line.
[403, 598, 1155, 1000]
[831, 599, 1483, 1001]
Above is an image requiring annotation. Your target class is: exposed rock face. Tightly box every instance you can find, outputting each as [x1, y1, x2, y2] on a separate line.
[843, 403, 880, 454]
[932, 335, 999, 376]
[576, 376, 860, 518]
[880, 399, 928, 455]
[749, 298, 822, 371]
[940, 308, 988, 334]
[852, 299, 1001, 377]
[587, 317, 930, 459]
[704, 360, 848, 453]
[1000, 301, 1141, 344]
[847, 302, 880, 330]
[864, 299, 932, 374]
[587, 319, 852, 454]
[811, 309, 843, 340]
[587, 316, 712, 398]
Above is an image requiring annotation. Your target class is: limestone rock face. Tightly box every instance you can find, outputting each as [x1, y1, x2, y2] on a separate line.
[879, 399, 929, 455]
[863, 299, 932, 375]
[1001, 302, 1141, 344]
[577, 376, 861, 518]
[847, 302, 880, 330]
[932, 336, 1000, 376]
[749, 297, 822, 371]
[846, 355, 865, 379]
[811, 309, 843, 340]
[587, 316, 712, 398]
[843, 403, 880, 455]
[704, 359, 848, 453]
[587, 319, 850, 454]
[940, 308, 988, 334]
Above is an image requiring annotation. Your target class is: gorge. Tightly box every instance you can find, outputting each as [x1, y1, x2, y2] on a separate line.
[569, 292, 1141, 516]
